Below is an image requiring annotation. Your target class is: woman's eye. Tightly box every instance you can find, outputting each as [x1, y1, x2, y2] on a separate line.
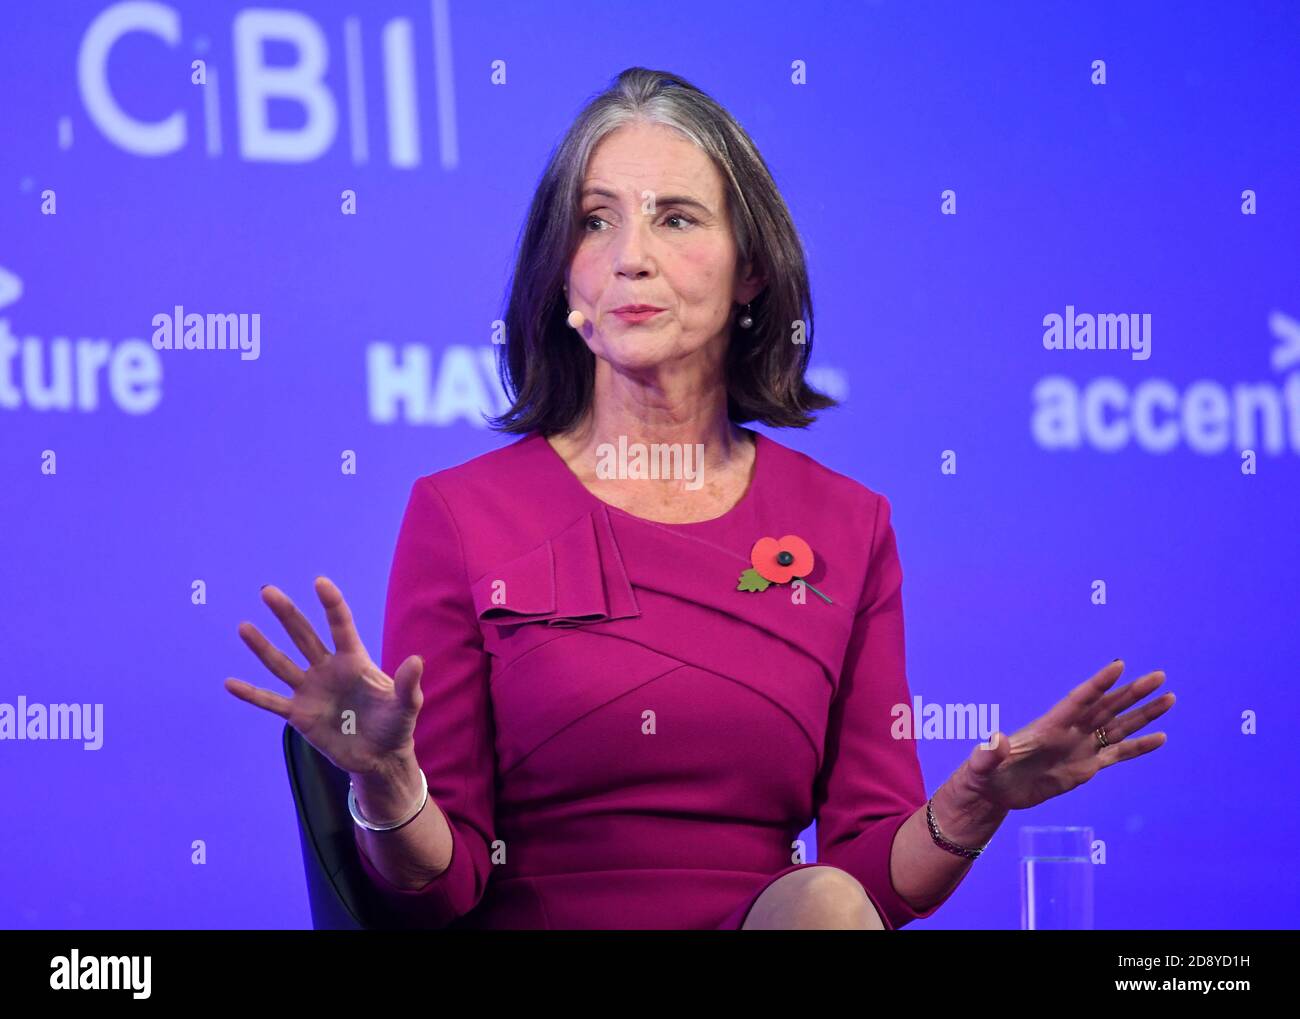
[582, 212, 695, 232]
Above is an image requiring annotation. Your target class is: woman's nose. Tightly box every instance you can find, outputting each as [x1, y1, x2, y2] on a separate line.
[613, 219, 654, 275]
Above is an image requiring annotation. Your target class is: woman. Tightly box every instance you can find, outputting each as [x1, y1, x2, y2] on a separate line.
[224, 68, 1174, 929]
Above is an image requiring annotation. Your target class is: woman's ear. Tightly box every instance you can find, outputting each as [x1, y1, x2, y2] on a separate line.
[736, 262, 766, 304]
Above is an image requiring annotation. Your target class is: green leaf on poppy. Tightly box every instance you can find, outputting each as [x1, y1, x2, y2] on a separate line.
[737, 568, 771, 592]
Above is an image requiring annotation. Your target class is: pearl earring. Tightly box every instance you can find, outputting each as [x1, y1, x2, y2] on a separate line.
[738, 302, 753, 329]
[562, 283, 585, 329]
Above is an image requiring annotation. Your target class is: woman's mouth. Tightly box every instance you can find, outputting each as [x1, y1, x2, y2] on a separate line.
[611, 305, 666, 324]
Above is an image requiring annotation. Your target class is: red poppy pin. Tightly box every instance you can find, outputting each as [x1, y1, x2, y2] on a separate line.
[739, 534, 832, 604]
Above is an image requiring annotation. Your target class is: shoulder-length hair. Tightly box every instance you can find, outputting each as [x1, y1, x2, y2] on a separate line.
[486, 66, 837, 435]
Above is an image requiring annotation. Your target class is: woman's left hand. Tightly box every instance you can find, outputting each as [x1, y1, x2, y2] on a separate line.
[961, 659, 1174, 812]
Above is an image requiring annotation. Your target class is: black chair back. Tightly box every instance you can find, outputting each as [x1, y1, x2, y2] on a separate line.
[281, 723, 408, 930]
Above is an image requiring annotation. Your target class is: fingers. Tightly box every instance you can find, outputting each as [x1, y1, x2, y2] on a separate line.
[1102, 689, 1176, 743]
[224, 677, 293, 720]
[1086, 670, 1168, 730]
[237, 621, 305, 690]
[1096, 730, 1167, 769]
[1092, 681, 1175, 768]
[967, 730, 1010, 777]
[1059, 659, 1125, 719]
[392, 653, 425, 712]
[314, 576, 368, 658]
[261, 584, 331, 666]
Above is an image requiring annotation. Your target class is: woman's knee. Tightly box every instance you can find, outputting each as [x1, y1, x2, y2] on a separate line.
[744, 865, 885, 930]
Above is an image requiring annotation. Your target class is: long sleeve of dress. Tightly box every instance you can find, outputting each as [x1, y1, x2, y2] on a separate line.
[353, 476, 497, 927]
[812, 492, 966, 929]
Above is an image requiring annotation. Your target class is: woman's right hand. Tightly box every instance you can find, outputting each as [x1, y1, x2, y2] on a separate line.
[224, 576, 425, 779]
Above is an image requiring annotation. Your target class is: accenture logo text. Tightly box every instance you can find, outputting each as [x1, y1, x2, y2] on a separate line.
[1032, 312, 1300, 456]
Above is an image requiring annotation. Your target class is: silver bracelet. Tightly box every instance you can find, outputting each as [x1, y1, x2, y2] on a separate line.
[348, 767, 429, 832]
[926, 796, 989, 859]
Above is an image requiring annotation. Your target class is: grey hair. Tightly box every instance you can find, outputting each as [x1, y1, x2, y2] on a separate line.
[486, 66, 836, 435]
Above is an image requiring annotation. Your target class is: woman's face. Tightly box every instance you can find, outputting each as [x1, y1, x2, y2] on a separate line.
[566, 120, 763, 376]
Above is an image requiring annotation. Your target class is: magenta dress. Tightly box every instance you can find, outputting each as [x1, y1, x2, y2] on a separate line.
[354, 428, 966, 929]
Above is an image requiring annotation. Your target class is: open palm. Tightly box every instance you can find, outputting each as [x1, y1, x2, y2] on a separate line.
[224, 577, 424, 778]
[963, 659, 1174, 811]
